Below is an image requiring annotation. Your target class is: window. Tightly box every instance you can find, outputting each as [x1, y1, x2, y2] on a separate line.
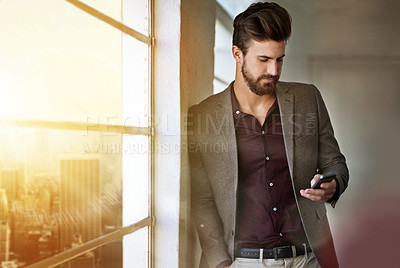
[0, 0, 153, 267]
[213, 3, 235, 94]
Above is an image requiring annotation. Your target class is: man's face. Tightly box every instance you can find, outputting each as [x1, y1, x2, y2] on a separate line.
[240, 39, 286, 96]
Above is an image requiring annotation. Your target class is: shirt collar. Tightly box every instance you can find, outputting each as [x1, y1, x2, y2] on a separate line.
[231, 86, 279, 121]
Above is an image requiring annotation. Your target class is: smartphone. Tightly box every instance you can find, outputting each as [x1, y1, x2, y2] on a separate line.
[311, 172, 336, 189]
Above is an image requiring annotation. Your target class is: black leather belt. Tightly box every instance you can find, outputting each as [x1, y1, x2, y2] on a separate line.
[236, 245, 312, 260]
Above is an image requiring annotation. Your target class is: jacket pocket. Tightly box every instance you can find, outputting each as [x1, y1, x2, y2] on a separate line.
[302, 204, 327, 221]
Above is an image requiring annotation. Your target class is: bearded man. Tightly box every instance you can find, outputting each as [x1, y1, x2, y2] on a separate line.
[188, 2, 349, 268]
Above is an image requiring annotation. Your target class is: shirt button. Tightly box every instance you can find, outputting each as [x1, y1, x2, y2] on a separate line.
[235, 110, 240, 115]
[266, 156, 270, 161]
[279, 233, 283, 237]
[269, 182, 274, 187]
[261, 130, 265, 135]
[273, 207, 278, 212]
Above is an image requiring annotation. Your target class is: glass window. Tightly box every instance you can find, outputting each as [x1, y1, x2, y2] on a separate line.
[213, 18, 235, 94]
[0, 0, 152, 267]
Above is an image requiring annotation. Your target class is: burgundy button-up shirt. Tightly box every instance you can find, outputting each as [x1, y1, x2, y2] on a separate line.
[231, 88, 308, 250]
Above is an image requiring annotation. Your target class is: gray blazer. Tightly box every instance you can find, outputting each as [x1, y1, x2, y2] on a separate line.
[188, 82, 349, 268]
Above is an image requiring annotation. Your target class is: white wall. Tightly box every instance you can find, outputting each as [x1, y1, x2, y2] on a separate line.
[180, 0, 216, 267]
[153, 0, 216, 267]
[271, 0, 400, 203]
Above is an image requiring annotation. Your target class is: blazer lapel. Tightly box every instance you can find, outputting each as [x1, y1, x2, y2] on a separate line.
[276, 82, 295, 179]
[213, 85, 238, 183]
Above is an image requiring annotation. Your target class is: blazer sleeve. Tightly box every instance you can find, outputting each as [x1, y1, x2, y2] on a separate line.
[313, 85, 349, 207]
[188, 105, 231, 268]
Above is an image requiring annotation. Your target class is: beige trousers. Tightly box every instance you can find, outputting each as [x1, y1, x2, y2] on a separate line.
[230, 252, 320, 268]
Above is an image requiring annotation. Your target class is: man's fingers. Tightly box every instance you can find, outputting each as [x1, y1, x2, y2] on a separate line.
[310, 174, 322, 187]
[303, 174, 337, 202]
[320, 183, 328, 189]
[321, 180, 336, 192]
[303, 188, 324, 196]
[300, 189, 324, 201]
[300, 186, 334, 202]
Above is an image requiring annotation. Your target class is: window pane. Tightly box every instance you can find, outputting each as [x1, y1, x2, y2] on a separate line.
[123, 0, 151, 36]
[0, 127, 146, 265]
[214, 20, 235, 81]
[214, 19, 235, 94]
[61, 237, 123, 268]
[1, 127, 123, 265]
[78, 0, 151, 36]
[123, 39, 150, 128]
[123, 226, 149, 268]
[213, 78, 229, 94]
[0, 1, 128, 124]
[122, 135, 149, 226]
[78, 0, 123, 25]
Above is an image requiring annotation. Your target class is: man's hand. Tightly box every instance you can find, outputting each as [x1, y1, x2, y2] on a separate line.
[300, 174, 337, 202]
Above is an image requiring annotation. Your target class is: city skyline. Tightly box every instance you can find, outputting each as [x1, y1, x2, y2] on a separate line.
[0, 127, 123, 267]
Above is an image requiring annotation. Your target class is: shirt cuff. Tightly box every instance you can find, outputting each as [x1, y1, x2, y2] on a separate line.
[216, 260, 232, 268]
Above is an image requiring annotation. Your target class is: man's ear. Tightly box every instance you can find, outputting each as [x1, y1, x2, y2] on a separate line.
[232, 45, 243, 64]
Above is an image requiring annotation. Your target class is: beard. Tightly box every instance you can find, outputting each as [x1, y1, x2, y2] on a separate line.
[241, 60, 280, 96]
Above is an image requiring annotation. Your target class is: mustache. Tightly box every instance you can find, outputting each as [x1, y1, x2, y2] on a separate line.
[257, 74, 279, 82]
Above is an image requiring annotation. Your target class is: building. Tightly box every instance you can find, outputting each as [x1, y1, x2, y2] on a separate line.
[0, 221, 10, 263]
[67, 254, 95, 268]
[0, 193, 8, 263]
[0, 190, 8, 221]
[1, 260, 18, 268]
[59, 156, 102, 252]
[11, 200, 60, 263]
[0, 170, 18, 203]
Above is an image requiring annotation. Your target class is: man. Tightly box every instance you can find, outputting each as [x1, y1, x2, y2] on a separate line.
[188, 2, 349, 268]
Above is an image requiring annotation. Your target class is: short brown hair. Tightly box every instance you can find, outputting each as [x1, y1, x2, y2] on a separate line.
[233, 2, 292, 55]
